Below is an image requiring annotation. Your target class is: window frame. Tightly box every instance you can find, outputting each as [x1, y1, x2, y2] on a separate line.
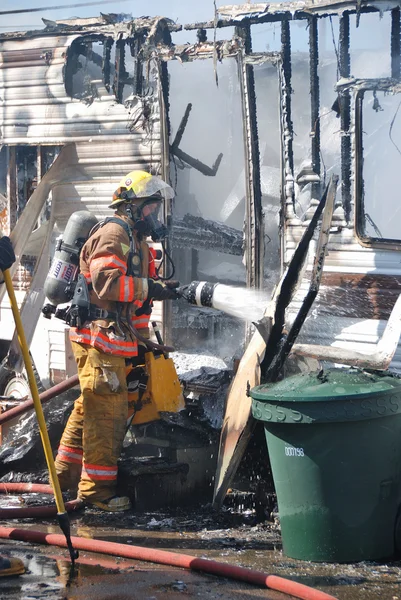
[354, 86, 401, 251]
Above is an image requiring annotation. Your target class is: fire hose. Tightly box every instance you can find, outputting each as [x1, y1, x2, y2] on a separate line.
[0, 484, 337, 600]
[0, 374, 79, 426]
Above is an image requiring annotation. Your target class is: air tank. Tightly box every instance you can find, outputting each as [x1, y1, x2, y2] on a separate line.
[44, 210, 98, 306]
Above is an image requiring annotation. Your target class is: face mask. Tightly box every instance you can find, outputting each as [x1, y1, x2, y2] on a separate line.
[144, 212, 168, 242]
[130, 200, 168, 241]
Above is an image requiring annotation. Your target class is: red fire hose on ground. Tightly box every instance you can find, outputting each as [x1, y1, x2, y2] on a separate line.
[0, 484, 338, 600]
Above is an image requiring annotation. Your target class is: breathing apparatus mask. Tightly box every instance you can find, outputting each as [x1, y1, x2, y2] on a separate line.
[124, 195, 168, 242]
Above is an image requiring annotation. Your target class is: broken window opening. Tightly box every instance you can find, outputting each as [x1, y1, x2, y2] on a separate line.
[349, 12, 392, 78]
[167, 58, 246, 358]
[65, 35, 151, 105]
[356, 89, 401, 247]
[251, 22, 281, 53]
[65, 38, 109, 103]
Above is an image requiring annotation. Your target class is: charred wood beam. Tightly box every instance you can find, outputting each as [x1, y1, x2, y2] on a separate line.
[184, 3, 389, 30]
[157, 39, 241, 62]
[391, 7, 401, 79]
[158, 58, 172, 345]
[158, 42, 280, 64]
[171, 103, 192, 151]
[244, 52, 281, 65]
[113, 36, 127, 103]
[263, 175, 338, 382]
[236, 24, 264, 289]
[309, 16, 321, 199]
[171, 214, 243, 255]
[185, 15, 289, 30]
[259, 177, 333, 376]
[337, 77, 401, 93]
[197, 28, 208, 43]
[191, 249, 199, 281]
[280, 20, 295, 219]
[129, 34, 145, 96]
[171, 147, 223, 176]
[102, 37, 113, 92]
[354, 90, 367, 241]
[339, 13, 352, 222]
[48, 15, 182, 32]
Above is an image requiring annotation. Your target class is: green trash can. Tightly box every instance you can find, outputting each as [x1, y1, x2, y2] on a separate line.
[251, 368, 401, 562]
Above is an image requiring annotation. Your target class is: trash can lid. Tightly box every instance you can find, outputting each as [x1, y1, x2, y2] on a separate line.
[251, 368, 401, 403]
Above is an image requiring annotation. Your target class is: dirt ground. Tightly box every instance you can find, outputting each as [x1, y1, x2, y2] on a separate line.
[0, 502, 400, 600]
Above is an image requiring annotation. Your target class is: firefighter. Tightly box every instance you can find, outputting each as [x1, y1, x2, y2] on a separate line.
[55, 171, 179, 512]
[0, 235, 25, 577]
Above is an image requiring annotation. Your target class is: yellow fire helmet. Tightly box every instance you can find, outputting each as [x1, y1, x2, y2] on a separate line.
[109, 170, 175, 208]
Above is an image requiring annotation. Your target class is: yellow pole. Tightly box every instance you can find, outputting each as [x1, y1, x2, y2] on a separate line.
[3, 268, 78, 563]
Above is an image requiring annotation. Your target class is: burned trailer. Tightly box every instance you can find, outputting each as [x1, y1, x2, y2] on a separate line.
[1, 1, 401, 509]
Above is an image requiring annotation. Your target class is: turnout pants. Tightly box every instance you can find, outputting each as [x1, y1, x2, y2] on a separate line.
[55, 342, 128, 502]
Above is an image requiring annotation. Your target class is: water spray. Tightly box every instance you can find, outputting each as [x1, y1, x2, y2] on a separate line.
[178, 281, 268, 323]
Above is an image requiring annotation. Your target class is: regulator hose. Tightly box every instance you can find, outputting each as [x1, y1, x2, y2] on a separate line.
[0, 484, 337, 600]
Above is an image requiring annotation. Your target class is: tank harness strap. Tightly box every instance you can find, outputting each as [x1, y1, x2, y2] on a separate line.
[100, 217, 142, 277]
[88, 307, 117, 320]
[56, 238, 86, 260]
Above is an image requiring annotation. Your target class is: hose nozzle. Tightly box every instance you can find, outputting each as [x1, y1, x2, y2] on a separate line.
[181, 281, 217, 308]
